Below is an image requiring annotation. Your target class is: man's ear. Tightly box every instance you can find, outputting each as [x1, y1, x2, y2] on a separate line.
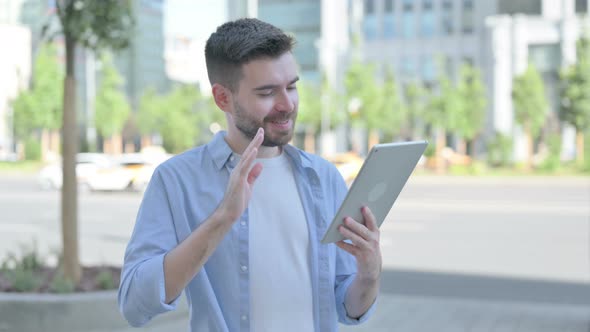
[212, 83, 233, 113]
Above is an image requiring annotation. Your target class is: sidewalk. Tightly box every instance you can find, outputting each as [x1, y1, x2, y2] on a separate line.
[108, 292, 589, 332]
[109, 268, 590, 332]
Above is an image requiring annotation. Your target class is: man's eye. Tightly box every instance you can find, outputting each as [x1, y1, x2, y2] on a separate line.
[287, 85, 297, 90]
[258, 90, 273, 96]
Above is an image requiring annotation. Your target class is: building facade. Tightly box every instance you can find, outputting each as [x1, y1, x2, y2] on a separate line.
[0, 24, 31, 159]
[164, 0, 250, 91]
[350, 0, 589, 160]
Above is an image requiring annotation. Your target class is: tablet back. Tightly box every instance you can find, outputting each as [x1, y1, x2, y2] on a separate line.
[321, 141, 428, 244]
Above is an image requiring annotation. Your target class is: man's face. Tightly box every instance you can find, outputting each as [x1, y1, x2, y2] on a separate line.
[229, 52, 299, 147]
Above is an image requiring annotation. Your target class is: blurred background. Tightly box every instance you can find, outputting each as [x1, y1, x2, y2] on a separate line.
[0, 0, 589, 331]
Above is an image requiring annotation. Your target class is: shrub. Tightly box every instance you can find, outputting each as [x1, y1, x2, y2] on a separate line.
[487, 132, 513, 167]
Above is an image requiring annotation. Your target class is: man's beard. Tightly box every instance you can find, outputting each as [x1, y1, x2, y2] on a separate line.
[233, 101, 296, 147]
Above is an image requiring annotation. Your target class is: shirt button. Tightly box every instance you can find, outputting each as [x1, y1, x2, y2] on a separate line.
[240, 220, 246, 226]
[241, 265, 248, 272]
[241, 315, 247, 321]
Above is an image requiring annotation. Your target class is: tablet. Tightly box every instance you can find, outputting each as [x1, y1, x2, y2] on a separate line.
[321, 140, 428, 244]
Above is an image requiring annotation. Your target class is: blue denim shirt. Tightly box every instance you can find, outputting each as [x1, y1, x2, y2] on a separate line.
[118, 131, 376, 331]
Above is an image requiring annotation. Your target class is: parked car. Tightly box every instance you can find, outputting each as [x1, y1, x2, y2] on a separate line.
[39, 150, 171, 192]
[37, 153, 113, 190]
[325, 152, 364, 186]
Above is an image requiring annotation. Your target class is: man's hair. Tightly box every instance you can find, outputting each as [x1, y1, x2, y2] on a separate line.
[205, 18, 295, 92]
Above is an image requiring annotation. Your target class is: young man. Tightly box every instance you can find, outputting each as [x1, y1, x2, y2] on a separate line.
[118, 18, 381, 332]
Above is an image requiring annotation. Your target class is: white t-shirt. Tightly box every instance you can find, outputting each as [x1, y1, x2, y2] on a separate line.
[247, 151, 314, 332]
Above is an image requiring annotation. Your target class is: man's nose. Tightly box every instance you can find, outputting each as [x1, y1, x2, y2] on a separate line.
[275, 89, 295, 112]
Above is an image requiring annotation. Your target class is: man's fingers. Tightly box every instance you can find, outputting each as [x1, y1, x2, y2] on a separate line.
[239, 147, 258, 177]
[247, 163, 263, 185]
[242, 128, 264, 159]
[361, 206, 378, 232]
[343, 217, 373, 242]
[335, 240, 358, 256]
[338, 223, 368, 248]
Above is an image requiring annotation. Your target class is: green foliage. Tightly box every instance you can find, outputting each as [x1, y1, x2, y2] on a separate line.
[96, 269, 115, 290]
[5, 268, 42, 292]
[11, 45, 63, 139]
[453, 64, 487, 141]
[1, 244, 43, 292]
[49, 270, 75, 293]
[376, 67, 406, 138]
[423, 142, 435, 157]
[344, 62, 405, 139]
[487, 132, 513, 167]
[560, 34, 590, 133]
[138, 85, 222, 153]
[512, 64, 548, 138]
[56, 0, 134, 52]
[582, 133, 590, 172]
[94, 53, 131, 138]
[539, 134, 562, 172]
[297, 80, 322, 131]
[24, 137, 41, 161]
[428, 73, 459, 131]
[298, 77, 345, 133]
[137, 87, 165, 136]
[160, 85, 202, 153]
[344, 60, 381, 128]
[449, 161, 487, 175]
[403, 82, 427, 138]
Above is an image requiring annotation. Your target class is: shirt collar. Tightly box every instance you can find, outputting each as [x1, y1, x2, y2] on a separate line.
[206, 130, 313, 171]
[207, 131, 235, 170]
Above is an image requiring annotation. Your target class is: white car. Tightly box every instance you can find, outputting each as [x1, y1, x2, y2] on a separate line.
[38, 153, 113, 190]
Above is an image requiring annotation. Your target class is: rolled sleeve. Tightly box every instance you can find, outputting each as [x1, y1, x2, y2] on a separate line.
[118, 169, 180, 327]
[334, 273, 377, 325]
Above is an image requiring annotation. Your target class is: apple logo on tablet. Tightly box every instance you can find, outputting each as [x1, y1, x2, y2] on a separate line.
[368, 182, 387, 202]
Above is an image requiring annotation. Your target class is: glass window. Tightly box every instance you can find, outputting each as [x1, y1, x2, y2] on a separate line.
[364, 0, 375, 14]
[385, 0, 395, 13]
[445, 55, 454, 78]
[461, 0, 474, 34]
[401, 56, 417, 77]
[576, 0, 588, 14]
[498, 0, 541, 15]
[363, 15, 379, 41]
[421, 55, 435, 82]
[402, 11, 415, 38]
[422, 0, 433, 10]
[462, 56, 474, 66]
[421, 9, 436, 38]
[441, 0, 453, 35]
[403, 0, 413, 11]
[528, 44, 561, 72]
[384, 14, 396, 39]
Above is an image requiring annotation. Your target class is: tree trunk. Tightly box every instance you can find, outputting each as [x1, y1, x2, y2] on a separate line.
[304, 130, 315, 153]
[368, 129, 380, 151]
[525, 124, 533, 171]
[124, 141, 135, 153]
[576, 131, 584, 165]
[457, 138, 467, 156]
[435, 128, 447, 174]
[61, 35, 81, 284]
[112, 133, 123, 155]
[141, 135, 152, 150]
[41, 129, 50, 162]
[51, 130, 61, 155]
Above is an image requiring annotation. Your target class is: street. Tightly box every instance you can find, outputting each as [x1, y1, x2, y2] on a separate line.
[0, 173, 589, 331]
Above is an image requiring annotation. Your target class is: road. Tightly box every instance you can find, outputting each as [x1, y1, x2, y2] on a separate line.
[0, 173, 589, 331]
